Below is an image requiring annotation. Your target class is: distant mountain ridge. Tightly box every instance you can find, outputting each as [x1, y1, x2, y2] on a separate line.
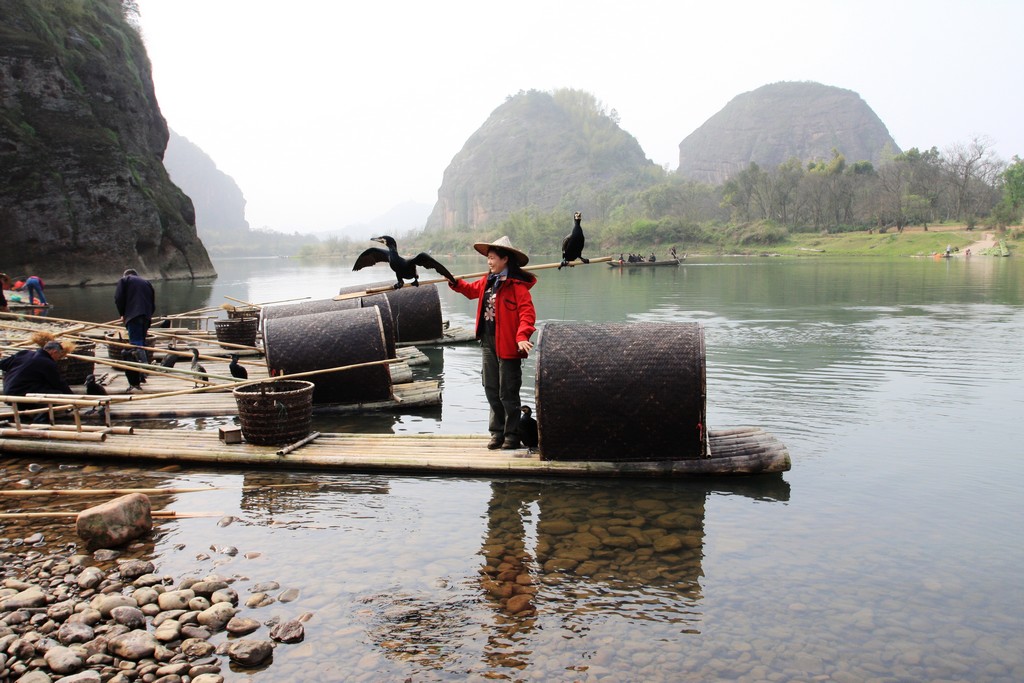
[426, 89, 658, 231]
[677, 81, 900, 184]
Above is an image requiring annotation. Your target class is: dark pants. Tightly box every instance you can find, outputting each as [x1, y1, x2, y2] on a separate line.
[480, 335, 522, 441]
[125, 316, 151, 347]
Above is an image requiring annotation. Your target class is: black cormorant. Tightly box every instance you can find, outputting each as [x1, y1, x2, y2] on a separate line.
[353, 235, 456, 289]
[520, 405, 538, 454]
[190, 348, 208, 388]
[160, 342, 181, 368]
[228, 354, 248, 380]
[559, 211, 589, 269]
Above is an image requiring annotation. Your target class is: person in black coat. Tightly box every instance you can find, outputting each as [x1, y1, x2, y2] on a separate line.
[0, 341, 73, 397]
[114, 268, 156, 348]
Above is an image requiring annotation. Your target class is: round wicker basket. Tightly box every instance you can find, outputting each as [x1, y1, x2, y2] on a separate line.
[535, 322, 707, 462]
[103, 332, 155, 362]
[215, 318, 258, 347]
[233, 380, 315, 446]
[57, 341, 95, 385]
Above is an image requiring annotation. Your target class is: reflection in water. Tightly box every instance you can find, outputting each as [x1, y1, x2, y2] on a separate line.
[356, 476, 789, 678]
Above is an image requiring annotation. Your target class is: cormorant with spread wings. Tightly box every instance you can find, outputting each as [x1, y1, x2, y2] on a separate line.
[353, 235, 456, 289]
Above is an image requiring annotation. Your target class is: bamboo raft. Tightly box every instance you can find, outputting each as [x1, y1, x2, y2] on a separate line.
[0, 426, 789, 478]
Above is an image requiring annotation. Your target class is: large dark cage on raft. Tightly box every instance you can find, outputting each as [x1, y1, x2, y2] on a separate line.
[337, 282, 443, 343]
[233, 380, 314, 445]
[215, 318, 259, 347]
[57, 341, 95, 385]
[535, 322, 707, 461]
[260, 297, 396, 358]
[262, 307, 392, 404]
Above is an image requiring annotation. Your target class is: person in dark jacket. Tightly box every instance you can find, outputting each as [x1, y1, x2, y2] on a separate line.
[1, 341, 73, 397]
[449, 236, 537, 450]
[114, 269, 156, 348]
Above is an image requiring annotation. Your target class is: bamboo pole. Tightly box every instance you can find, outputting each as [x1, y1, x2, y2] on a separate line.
[23, 424, 132, 435]
[0, 482, 319, 497]
[0, 428, 106, 441]
[276, 431, 321, 456]
[333, 256, 614, 301]
[1, 311, 262, 353]
[0, 511, 221, 519]
[106, 356, 404, 403]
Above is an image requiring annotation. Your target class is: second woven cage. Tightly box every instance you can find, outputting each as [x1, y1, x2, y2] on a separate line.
[535, 322, 707, 461]
[262, 307, 392, 404]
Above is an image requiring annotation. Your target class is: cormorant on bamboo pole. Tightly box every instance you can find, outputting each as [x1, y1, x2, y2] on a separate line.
[120, 349, 144, 393]
[353, 235, 456, 289]
[559, 211, 589, 269]
[190, 348, 208, 388]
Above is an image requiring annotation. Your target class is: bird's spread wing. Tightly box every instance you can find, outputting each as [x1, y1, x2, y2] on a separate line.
[353, 247, 390, 271]
[411, 253, 456, 282]
[561, 234, 572, 254]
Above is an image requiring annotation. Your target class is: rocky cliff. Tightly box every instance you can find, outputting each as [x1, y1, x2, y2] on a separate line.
[426, 89, 658, 231]
[0, 0, 214, 285]
[678, 81, 900, 185]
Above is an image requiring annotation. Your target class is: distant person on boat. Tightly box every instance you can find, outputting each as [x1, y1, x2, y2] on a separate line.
[1, 340, 72, 398]
[669, 246, 678, 260]
[448, 236, 537, 451]
[15, 275, 47, 305]
[945, 244, 952, 257]
[114, 268, 156, 349]
[618, 253, 624, 264]
[649, 253, 657, 262]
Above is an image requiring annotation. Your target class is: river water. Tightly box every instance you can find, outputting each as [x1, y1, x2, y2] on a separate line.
[2, 254, 1022, 681]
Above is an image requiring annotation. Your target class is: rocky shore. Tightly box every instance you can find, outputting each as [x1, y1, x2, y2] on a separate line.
[0, 540, 306, 682]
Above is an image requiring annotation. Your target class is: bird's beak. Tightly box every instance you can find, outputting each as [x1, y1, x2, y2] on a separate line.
[371, 236, 385, 244]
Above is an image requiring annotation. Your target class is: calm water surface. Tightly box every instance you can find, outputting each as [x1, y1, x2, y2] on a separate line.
[3, 254, 1022, 681]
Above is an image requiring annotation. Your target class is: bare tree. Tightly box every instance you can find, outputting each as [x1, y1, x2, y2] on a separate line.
[943, 137, 1005, 228]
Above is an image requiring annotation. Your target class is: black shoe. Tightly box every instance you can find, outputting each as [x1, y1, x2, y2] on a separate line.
[487, 435, 503, 450]
[500, 438, 520, 450]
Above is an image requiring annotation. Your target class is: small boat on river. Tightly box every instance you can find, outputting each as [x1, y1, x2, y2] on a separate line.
[607, 258, 682, 268]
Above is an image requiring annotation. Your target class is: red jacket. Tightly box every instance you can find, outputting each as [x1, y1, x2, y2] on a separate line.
[451, 271, 537, 359]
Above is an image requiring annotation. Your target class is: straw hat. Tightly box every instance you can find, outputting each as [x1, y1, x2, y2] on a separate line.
[472, 235, 529, 267]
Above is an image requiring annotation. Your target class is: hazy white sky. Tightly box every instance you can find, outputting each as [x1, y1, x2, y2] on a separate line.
[138, 0, 1023, 234]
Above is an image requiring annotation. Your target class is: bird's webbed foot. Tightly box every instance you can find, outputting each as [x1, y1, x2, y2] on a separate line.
[412, 279, 420, 287]
[393, 282, 403, 290]
[558, 260, 567, 270]
[581, 257, 590, 264]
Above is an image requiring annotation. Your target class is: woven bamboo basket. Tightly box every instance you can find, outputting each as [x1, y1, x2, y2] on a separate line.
[57, 341, 95, 385]
[103, 332, 154, 362]
[338, 282, 443, 342]
[233, 380, 314, 445]
[215, 318, 258, 347]
[535, 322, 707, 462]
[262, 307, 392, 404]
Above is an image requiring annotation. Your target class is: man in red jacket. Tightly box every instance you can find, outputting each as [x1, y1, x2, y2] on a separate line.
[449, 236, 537, 450]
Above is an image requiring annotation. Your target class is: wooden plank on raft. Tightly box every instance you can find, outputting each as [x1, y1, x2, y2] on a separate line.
[0, 427, 790, 478]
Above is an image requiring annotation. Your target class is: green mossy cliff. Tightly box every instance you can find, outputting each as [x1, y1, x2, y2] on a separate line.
[0, 0, 214, 285]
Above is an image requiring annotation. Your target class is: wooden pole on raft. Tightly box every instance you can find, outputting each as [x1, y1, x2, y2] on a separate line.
[0, 428, 106, 442]
[103, 356, 404, 403]
[333, 256, 614, 301]
[0, 483, 319, 497]
[0, 311, 262, 354]
[61, 332, 263, 367]
[0, 511, 222, 519]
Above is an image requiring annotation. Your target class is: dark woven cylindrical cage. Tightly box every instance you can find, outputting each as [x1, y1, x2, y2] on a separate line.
[57, 342, 95, 385]
[337, 282, 443, 343]
[259, 297, 395, 358]
[215, 318, 259, 347]
[233, 380, 314, 446]
[535, 322, 707, 462]
[104, 333, 155, 362]
[262, 307, 392, 404]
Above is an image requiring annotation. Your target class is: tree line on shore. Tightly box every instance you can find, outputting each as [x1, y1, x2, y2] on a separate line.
[298, 136, 1022, 258]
